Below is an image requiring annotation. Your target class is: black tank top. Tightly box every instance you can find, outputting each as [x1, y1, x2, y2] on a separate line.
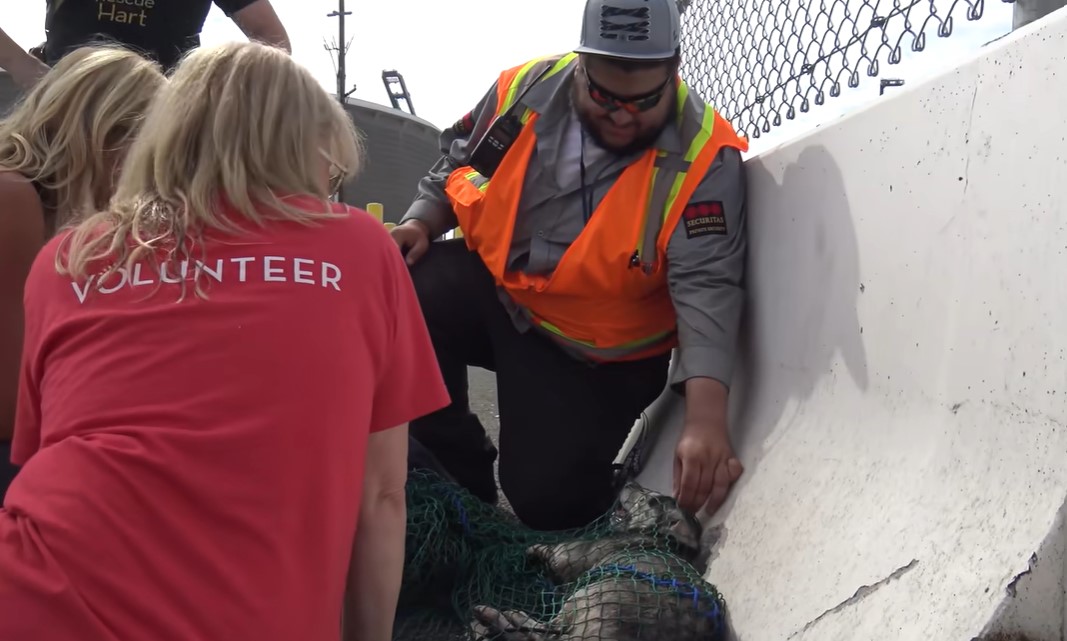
[43, 0, 259, 72]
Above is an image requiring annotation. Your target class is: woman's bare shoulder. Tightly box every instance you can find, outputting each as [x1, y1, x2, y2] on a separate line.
[0, 170, 43, 218]
[0, 170, 46, 268]
[0, 168, 37, 189]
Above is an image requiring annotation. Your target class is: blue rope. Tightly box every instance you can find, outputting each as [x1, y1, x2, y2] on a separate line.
[578, 563, 723, 623]
[439, 484, 472, 536]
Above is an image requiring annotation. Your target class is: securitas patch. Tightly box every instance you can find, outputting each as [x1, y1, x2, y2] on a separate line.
[682, 201, 727, 238]
[452, 111, 475, 135]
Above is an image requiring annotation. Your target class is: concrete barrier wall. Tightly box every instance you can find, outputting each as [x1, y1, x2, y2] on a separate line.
[634, 8, 1067, 641]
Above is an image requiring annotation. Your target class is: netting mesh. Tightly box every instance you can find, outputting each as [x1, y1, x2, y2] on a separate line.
[395, 469, 727, 641]
[678, 0, 1015, 139]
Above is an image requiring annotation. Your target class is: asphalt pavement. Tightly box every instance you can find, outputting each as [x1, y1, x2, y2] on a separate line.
[466, 366, 508, 509]
[467, 366, 500, 442]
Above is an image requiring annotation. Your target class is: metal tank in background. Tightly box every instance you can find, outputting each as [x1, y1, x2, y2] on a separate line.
[0, 72, 444, 225]
[337, 97, 442, 224]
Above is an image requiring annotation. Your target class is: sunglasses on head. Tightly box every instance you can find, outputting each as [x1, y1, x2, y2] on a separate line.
[319, 148, 347, 195]
[581, 66, 673, 114]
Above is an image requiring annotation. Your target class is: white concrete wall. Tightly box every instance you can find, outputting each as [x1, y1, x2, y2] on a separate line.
[635, 8, 1067, 640]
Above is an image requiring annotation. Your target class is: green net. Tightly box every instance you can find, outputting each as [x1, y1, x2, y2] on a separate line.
[395, 469, 729, 641]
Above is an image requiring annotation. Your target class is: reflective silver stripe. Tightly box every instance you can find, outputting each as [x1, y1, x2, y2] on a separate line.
[636, 153, 692, 272]
[526, 309, 676, 361]
[554, 333, 675, 361]
[463, 170, 490, 192]
[637, 84, 715, 271]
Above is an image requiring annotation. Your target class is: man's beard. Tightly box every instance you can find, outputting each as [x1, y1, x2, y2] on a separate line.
[577, 110, 667, 156]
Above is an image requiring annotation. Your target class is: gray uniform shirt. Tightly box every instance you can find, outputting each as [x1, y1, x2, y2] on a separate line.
[400, 63, 747, 391]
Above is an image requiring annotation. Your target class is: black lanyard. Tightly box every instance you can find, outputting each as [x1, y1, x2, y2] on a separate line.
[579, 127, 594, 224]
[578, 126, 639, 269]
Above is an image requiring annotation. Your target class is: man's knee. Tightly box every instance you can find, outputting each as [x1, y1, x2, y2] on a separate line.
[409, 239, 478, 290]
[408, 240, 454, 306]
[499, 463, 616, 531]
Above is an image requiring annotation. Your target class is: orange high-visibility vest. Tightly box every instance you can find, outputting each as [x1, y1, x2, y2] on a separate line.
[445, 53, 749, 361]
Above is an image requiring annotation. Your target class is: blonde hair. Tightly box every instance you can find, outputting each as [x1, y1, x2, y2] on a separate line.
[0, 45, 165, 227]
[57, 40, 366, 294]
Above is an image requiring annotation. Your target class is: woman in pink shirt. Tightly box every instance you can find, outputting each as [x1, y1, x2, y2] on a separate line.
[0, 40, 448, 641]
[0, 46, 166, 502]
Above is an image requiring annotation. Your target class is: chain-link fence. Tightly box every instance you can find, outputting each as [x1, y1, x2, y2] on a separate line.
[678, 0, 1015, 139]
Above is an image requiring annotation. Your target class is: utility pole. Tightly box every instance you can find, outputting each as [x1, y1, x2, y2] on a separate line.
[326, 0, 356, 202]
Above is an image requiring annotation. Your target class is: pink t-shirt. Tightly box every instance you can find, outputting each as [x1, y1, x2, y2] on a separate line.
[0, 196, 449, 641]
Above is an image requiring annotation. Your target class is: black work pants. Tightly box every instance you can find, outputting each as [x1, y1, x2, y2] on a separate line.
[408, 239, 669, 531]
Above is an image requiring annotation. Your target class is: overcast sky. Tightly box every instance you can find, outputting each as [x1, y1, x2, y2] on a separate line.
[3, 0, 1015, 153]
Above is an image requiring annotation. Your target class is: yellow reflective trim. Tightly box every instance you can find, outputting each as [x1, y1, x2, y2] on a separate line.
[537, 320, 597, 347]
[464, 170, 490, 193]
[687, 106, 716, 162]
[661, 106, 716, 222]
[502, 58, 543, 115]
[537, 317, 672, 351]
[675, 82, 689, 121]
[615, 329, 673, 350]
[543, 53, 578, 81]
[500, 53, 579, 115]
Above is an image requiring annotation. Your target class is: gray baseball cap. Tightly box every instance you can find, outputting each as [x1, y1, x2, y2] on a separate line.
[574, 0, 681, 61]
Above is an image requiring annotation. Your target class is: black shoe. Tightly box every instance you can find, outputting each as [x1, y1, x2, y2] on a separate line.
[460, 436, 499, 505]
[408, 432, 499, 505]
[408, 434, 457, 481]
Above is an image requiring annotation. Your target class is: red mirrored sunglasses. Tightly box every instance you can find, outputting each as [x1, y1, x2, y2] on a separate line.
[582, 66, 673, 114]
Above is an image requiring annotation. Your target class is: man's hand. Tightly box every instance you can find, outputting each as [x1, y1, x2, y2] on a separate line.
[0, 30, 50, 89]
[673, 377, 744, 515]
[231, 0, 292, 54]
[389, 219, 431, 266]
[7, 53, 50, 89]
[673, 422, 743, 515]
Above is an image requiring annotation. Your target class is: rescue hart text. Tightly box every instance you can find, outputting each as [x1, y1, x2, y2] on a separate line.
[97, 0, 155, 27]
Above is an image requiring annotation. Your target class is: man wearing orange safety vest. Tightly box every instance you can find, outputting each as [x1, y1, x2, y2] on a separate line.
[392, 0, 747, 531]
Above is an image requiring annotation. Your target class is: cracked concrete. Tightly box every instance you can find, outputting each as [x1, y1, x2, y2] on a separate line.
[787, 560, 919, 640]
[1005, 553, 1037, 598]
